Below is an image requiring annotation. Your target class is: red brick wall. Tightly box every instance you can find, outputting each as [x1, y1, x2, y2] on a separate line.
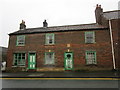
[7, 29, 114, 70]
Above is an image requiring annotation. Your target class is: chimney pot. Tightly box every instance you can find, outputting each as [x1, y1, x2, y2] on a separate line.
[99, 5, 101, 8]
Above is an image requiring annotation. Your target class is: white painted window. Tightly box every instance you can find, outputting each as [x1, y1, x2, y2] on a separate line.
[45, 52, 54, 65]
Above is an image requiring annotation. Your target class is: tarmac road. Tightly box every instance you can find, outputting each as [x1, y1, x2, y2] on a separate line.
[1, 71, 120, 89]
[1, 78, 119, 88]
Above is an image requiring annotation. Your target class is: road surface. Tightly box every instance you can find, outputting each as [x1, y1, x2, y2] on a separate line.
[1, 78, 119, 88]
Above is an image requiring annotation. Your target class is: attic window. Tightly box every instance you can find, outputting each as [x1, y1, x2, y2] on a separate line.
[45, 33, 55, 45]
[16, 35, 25, 46]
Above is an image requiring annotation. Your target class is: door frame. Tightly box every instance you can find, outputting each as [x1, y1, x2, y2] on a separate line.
[28, 53, 36, 69]
[64, 52, 74, 70]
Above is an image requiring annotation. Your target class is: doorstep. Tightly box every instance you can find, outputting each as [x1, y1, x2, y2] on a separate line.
[36, 68, 64, 72]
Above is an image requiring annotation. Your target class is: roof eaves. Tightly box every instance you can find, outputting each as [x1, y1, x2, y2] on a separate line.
[9, 27, 108, 36]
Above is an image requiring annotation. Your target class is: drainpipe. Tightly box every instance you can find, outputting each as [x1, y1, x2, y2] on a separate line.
[109, 19, 116, 70]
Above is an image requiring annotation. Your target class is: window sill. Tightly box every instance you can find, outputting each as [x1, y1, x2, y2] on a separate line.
[16, 45, 25, 46]
[44, 64, 55, 66]
[85, 64, 97, 66]
[85, 42, 96, 44]
[45, 44, 55, 46]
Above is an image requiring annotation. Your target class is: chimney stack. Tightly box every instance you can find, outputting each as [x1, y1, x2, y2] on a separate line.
[43, 20, 48, 27]
[20, 20, 26, 30]
[95, 4, 103, 24]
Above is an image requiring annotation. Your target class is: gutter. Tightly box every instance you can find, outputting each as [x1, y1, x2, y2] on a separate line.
[109, 19, 116, 70]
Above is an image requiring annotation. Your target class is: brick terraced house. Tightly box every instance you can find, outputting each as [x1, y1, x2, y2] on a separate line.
[7, 5, 120, 71]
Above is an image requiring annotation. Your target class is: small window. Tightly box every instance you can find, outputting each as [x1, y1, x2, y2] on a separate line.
[13, 53, 26, 66]
[45, 52, 54, 65]
[86, 51, 97, 64]
[16, 35, 25, 46]
[85, 32, 95, 43]
[45, 33, 54, 45]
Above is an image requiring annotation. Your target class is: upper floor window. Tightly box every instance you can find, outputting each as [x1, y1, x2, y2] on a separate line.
[16, 35, 25, 46]
[85, 51, 97, 65]
[85, 32, 95, 43]
[45, 33, 54, 45]
[13, 53, 26, 66]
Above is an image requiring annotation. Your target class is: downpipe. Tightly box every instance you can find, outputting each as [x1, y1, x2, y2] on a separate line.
[109, 19, 116, 70]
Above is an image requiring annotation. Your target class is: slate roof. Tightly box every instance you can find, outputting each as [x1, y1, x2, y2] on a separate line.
[103, 10, 120, 20]
[9, 23, 107, 35]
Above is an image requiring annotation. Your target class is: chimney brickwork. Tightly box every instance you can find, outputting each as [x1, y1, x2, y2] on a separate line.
[43, 20, 48, 27]
[20, 20, 26, 30]
[95, 4, 103, 24]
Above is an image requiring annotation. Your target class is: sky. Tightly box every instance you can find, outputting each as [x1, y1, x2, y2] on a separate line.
[0, 0, 119, 47]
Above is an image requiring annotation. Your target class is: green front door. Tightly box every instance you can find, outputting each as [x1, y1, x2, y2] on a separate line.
[28, 53, 36, 69]
[64, 52, 73, 70]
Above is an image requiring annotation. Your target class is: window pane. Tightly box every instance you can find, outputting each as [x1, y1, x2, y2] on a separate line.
[18, 59, 21, 64]
[85, 32, 94, 43]
[14, 60, 17, 65]
[45, 53, 54, 64]
[86, 51, 96, 64]
[46, 34, 54, 44]
[17, 36, 25, 45]
[49, 39, 53, 44]
[13, 53, 26, 66]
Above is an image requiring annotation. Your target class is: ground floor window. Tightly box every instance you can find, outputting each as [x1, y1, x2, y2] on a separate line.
[45, 52, 54, 65]
[13, 53, 26, 66]
[85, 51, 97, 64]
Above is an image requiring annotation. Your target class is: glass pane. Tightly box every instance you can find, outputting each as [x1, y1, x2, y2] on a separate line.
[49, 39, 53, 44]
[15, 56, 17, 59]
[13, 53, 26, 66]
[86, 33, 93, 37]
[17, 36, 25, 45]
[49, 35, 53, 39]
[87, 52, 96, 64]
[22, 53, 25, 57]
[45, 53, 54, 64]
[22, 56, 25, 59]
[21, 59, 25, 65]
[86, 32, 94, 43]
[49, 35, 53, 44]
[18, 59, 21, 64]
[46, 34, 54, 44]
[14, 61, 17, 65]
[67, 54, 71, 59]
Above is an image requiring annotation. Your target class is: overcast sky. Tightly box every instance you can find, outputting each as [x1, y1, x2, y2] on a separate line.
[0, 0, 119, 47]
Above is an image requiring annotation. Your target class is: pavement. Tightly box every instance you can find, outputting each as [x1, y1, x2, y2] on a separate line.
[1, 71, 119, 78]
